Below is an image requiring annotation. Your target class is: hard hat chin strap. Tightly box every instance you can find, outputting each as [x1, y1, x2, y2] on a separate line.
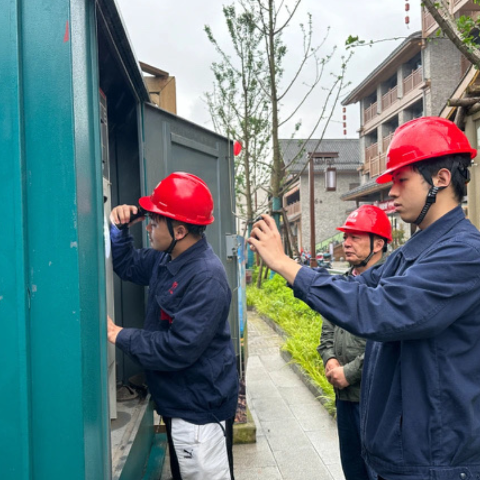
[164, 217, 189, 255]
[414, 166, 447, 226]
[413, 185, 442, 226]
[352, 234, 376, 268]
[164, 217, 177, 255]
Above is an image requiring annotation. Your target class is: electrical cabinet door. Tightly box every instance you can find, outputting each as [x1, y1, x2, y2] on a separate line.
[142, 103, 240, 358]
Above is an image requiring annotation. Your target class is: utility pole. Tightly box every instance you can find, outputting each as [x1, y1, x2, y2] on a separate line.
[309, 155, 318, 267]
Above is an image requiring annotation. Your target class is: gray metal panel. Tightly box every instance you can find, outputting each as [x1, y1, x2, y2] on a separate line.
[142, 103, 240, 356]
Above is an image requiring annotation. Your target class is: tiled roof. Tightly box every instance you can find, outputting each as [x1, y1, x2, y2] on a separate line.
[279, 138, 360, 173]
[341, 177, 392, 200]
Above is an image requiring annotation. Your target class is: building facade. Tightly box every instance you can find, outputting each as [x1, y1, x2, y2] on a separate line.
[341, 21, 469, 244]
[280, 139, 360, 255]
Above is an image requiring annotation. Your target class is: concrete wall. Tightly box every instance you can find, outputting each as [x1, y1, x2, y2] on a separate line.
[300, 172, 359, 251]
[423, 38, 462, 116]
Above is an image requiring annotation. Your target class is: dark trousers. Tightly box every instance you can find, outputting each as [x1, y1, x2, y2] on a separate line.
[163, 416, 235, 480]
[336, 399, 375, 480]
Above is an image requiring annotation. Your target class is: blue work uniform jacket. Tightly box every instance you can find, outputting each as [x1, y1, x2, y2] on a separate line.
[111, 226, 239, 425]
[293, 207, 480, 480]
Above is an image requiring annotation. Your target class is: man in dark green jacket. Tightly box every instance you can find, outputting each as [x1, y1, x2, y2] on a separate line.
[318, 205, 392, 480]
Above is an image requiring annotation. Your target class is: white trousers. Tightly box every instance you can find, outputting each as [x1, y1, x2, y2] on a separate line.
[170, 418, 231, 480]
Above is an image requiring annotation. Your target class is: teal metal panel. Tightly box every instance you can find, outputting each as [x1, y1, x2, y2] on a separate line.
[141, 433, 168, 480]
[117, 401, 164, 480]
[0, 1, 33, 478]
[1, 0, 111, 478]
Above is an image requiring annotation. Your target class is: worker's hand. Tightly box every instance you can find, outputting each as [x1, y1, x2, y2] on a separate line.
[326, 366, 350, 390]
[324, 358, 341, 375]
[107, 315, 123, 344]
[110, 204, 144, 228]
[248, 214, 301, 284]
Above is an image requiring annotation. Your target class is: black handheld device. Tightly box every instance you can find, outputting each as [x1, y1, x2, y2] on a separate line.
[115, 206, 147, 230]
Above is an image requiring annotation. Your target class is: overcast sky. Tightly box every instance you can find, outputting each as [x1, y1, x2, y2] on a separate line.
[115, 0, 421, 139]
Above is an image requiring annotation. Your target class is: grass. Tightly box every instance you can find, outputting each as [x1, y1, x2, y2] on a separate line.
[246, 270, 336, 414]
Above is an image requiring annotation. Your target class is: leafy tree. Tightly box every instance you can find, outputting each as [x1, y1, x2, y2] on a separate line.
[245, 0, 351, 225]
[205, 5, 271, 240]
[206, 0, 351, 268]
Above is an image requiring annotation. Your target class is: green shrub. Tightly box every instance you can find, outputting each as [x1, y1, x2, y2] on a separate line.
[246, 272, 336, 414]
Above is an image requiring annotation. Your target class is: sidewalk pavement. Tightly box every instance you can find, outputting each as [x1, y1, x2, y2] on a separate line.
[161, 310, 345, 480]
[233, 311, 345, 480]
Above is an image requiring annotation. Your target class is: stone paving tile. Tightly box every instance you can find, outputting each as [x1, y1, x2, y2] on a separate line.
[249, 396, 291, 422]
[272, 445, 331, 473]
[246, 379, 281, 399]
[277, 386, 321, 405]
[268, 368, 306, 388]
[260, 418, 307, 437]
[263, 431, 312, 452]
[258, 354, 289, 372]
[235, 467, 283, 480]
[327, 460, 347, 478]
[306, 430, 343, 460]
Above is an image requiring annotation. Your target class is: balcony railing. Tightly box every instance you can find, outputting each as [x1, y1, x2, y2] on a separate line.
[382, 86, 398, 111]
[403, 67, 423, 95]
[362, 159, 370, 174]
[364, 102, 377, 124]
[370, 153, 387, 178]
[365, 143, 378, 162]
[285, 201, 301, 218]
[422, 9, 436, 31]
[383, 133, 394, 152]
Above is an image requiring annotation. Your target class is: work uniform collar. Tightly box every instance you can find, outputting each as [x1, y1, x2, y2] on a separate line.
[164, 235, 208, 276]
[401, 205, 465, 262]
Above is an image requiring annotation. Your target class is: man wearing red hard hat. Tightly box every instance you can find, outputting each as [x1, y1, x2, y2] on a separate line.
[249, 117, 480, 480]
[318, 205, 391, 480]
[107, 172, 239, 480]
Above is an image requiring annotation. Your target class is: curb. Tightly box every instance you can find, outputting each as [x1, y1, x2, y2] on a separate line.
[257, 313, 336, 418]
[233, 407, 257, 444]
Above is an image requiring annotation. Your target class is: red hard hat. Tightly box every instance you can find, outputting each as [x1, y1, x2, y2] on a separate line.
[337, 205, 392, 243]
[377, 117, 477, 184]
[139, 172, 214, 225]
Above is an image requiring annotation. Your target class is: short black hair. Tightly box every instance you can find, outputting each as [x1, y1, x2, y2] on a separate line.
[411, 153, 471, 203]
[373, 234, 388, 253]
[175, 221, 206, 237]
[149, 213, 206, 237]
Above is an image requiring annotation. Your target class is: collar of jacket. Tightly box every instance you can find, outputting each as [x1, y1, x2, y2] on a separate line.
[163, 235, 209, 275]
[400, 205, 465, 262]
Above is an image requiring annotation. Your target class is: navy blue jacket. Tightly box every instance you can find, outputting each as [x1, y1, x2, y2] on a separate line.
[111, 226, 239, 424]
[293, 207, 480, 480]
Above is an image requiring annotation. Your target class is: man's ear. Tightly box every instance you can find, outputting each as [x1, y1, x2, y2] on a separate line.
[174, 224, 188, 240]
[373, 237, 385, 254]
[433, 168, 452, 188]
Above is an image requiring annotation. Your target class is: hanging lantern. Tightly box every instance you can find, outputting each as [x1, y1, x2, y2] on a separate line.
[325, 166, 337, 191]
[233, 140, 242, 156]
[405, 15, 410, 25]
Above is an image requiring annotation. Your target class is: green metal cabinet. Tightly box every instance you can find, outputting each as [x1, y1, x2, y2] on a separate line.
[0, 0, 238, 479]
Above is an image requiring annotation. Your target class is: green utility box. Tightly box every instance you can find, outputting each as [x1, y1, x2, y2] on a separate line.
[0, 1, 240, 479]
